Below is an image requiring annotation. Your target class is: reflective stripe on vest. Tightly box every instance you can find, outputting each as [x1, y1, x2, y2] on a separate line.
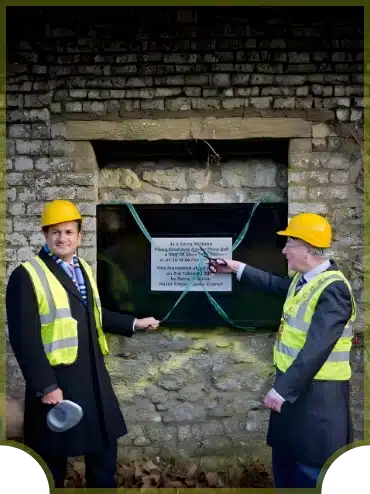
[284, 273, 354, 338]
[22, 256, 109, 366]
[274, 269, 356, 381]
[27, 258, 72, 325]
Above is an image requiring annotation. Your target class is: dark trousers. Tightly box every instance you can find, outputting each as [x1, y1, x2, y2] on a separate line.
[42, 441, 117, 488]
[272, 448, 322, 488]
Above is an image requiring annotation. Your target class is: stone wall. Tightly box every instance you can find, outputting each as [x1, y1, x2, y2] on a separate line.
[5, 6, 364, 468]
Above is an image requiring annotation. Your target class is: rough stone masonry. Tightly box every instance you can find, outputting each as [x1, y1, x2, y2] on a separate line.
[5, 6, 364, 469]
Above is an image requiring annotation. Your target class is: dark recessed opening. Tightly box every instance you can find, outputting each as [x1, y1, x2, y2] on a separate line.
[96, 202, 288, 330]
[91, 138, 289, 169]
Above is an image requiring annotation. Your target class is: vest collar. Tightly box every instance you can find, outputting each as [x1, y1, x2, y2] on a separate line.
[38, 248, 85, 304]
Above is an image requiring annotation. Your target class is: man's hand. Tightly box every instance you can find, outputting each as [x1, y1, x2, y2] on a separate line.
[135, 317, 160, 331]
[263, 388, 285, 413]
[41, 388, 63, 405]
[209, 259, 241, 274]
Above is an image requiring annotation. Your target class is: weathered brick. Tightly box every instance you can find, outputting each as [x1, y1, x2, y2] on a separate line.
[250, 74, 274, 85]
[221, 98, 245, 110]
[288, 52, 310, 63]
[309, 186, 349, 200]
[8, 203, 26, 216]
[288, 186, 308, 200]
[70, 89, 88, 99]
[336, 108, 350, 121]
[236, 87, 259, 97]
[24, 93, 53, 108]
[249, 97, 272, 109]
[275, 75, 307, 85]
[350, 109, 363, 121]
[212, 74, 230, 87]
[184, 87, 202, 97]
[165, 98, 192, 111]
[15, 140, 48, 156]
[141, 99, 165, 110]
[29, 109, 50, 122]
[273, 97, 296, 109]
[192, 98, 221, 110]
[330, 171, 351, 184]
[14, 157, 33, 171]
[289, 202, 328, 215]
[8, 124, 31, 138]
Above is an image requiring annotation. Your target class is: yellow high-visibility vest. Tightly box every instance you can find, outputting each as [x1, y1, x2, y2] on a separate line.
[22, 256, 109, 366]
[274, 270, 356, 381]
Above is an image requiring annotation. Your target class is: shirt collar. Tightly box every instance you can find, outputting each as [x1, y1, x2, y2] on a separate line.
[302, 259, 331, 282]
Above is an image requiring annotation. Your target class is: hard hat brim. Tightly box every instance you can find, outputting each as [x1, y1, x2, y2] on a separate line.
[41, 215, 82, 228]
[276, 229, 330, 248]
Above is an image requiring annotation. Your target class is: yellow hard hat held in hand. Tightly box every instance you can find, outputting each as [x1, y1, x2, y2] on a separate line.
[41, 200, 82, 228]
[277, 212, 332, 248]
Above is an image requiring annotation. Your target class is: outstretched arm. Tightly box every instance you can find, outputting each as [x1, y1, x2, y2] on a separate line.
[210, 259, 291, 298]
[102, 309, 159, 336]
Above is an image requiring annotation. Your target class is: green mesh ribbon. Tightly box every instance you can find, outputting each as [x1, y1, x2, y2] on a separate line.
[107, 199, 264, 330]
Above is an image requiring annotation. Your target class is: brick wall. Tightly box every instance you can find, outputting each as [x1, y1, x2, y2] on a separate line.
[6, 6, 364, 469]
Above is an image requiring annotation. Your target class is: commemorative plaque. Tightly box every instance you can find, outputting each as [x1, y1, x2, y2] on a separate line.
[97, 203, 288, 329]
[151, 237, 232, 292]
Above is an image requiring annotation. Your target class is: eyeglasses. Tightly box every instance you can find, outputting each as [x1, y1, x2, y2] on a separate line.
[284, 242, 307, 250]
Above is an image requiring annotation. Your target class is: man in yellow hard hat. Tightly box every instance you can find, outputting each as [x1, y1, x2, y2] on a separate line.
[6, 199, 160, 488]
[207, 212, 356, 489]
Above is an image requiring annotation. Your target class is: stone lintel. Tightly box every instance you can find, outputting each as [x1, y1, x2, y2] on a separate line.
[65, 117, 312, 141]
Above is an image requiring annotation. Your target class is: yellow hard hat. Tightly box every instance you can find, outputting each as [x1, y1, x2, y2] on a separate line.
[41, 200, 82, 228]
[277, 212, 332, 248]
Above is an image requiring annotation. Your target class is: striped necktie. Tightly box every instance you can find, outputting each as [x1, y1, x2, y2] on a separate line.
[295, 276, 307, 294]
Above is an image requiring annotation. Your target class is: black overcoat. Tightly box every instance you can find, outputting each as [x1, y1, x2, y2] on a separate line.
[240, 260, 354, 468]
[6, 248, 136, 458]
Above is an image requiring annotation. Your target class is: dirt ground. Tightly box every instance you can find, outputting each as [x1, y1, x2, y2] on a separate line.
[66, 457, 274, 488]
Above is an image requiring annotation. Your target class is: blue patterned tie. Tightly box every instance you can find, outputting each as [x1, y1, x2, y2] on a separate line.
[295, 276, 307, 294]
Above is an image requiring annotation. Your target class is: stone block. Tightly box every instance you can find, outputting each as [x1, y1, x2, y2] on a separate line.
[14, 157, 33, 171]
[6, 188, 16, 202]
[288, 186, 308, 200]
[8, 124, 30, 139]
[288, 138, 312, 154]
[275, 75, 307, 85]
[312, 139, 330, 152]
[8, 203, 26, 216]
[15, 140, 48, 156]
[289, 52, 310, 63]
[71, 141, 98, 171]
[309, 186, 349, 200]
[31, 123, 50, 139]
[335, 108, 351, 122]
[29, 109, 50, 122]
[288, 152, 311, 169]
[249, 97, 272, 109]
[288, 202, 328, 215]
[273, 97, 296, 109]
[141, 99, 165, 110]
[312, 122, 337, 139]
[24, 93, 53, 108]
[221, 98, 246, 110]
[250, 74, 274, 85]
[330, 171, 351, 184]
[216, 160, 277, 188]
[192, 98, 221, 110]
[319, 154, 351, 169]
[163, 403, 206, 423]
[100, 169, 142, 189]
[165, 98, 192, 111]
[351, 109, 363, 121]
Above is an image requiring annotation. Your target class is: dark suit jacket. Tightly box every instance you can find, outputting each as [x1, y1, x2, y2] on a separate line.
[240, 260, 354, 467]
[6, 248, 136, 457]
